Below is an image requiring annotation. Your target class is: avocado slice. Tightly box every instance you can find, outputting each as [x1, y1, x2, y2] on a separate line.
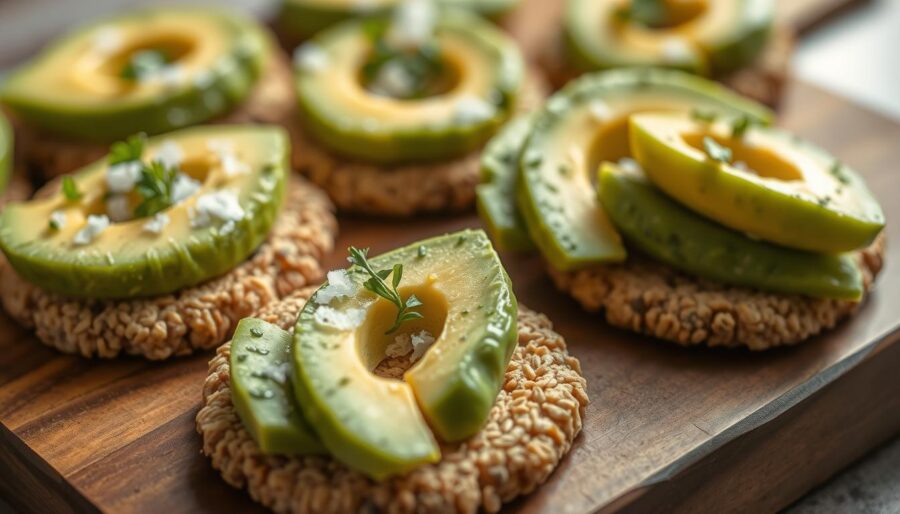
[230, 318, 325, 455]
[0, 125, 286, 299]
[292, 229, 518, 479]
[278, 0, 520, 42]
[517, 68, 773, 271]
[294, 9, 524, 164]
[598, 163, 863, 300]
[564, 0, 773, 76]
[0, 113, 10, 194]
[0, 8, 269, 143]
[629, 113, 885, 253]
[476, 114, 535, 252]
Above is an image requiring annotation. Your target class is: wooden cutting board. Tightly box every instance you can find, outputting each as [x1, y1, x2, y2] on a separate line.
[0, 1, 896, 514]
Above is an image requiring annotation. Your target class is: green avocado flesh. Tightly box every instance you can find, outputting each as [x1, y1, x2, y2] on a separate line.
[476, 114, 535, 252]
[598, 163, 863, 300]
[292, 229, 518, 479]
[564, 0, 773, 76]
[0, 8, 269, 143]
[230, 319, 325, 455]
[278, 0, 520, 41]
[294, 10, 523, 164]
[516, 68, 773, 271]
[629, 113, 885, 253]
[0, 113, 10, 194]
[0, 125, 286, 299]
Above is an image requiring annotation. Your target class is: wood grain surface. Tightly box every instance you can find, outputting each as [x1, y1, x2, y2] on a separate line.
[0, 0, 896, 513]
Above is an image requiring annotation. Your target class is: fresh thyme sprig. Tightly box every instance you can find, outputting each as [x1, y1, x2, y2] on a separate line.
[109, 133, 145, 165]
[106, 133, 180, 219]
[61, 176, 81, 201]
[347, 246, 423, 334]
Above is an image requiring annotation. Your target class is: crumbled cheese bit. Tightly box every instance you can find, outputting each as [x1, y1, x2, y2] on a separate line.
[105, 195, 132, 223]
[220, 153, 249, 177]
[106, 161, 142, 193]
[385, 333, 412, 358]
[92, 28, 123, 55]
[142, 64, 187, 88]
[455, 96, 496, 123]
[410, 330, 435, 362]
[315, 269, 358, 305]
[313, 306, 366, 330]
[293, 43, 329, 73]
[369, 61, 417, 98]
[617, 157, 642, 174]
[143, 213, 170, 234]
[49, 210, 67, 230]
[589, 100, 612, 123]
[170, 173, 201, 204]
[154, 140, 183, 168]
[190, 190, 244, 228]
[73, 214, 110, 246]
[386, 0, 437, 49]
[661, 37, 694, 63]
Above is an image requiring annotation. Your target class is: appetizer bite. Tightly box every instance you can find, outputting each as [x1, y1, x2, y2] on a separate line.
[277, 0, 521, 44]
[478, 68, 886, 349]
[290, 0, 546, 215]
[543, 0, 788, 106]
[0, 8, 296, 179]
[0, 126, 336, 359]
[197, 230, 588, 512]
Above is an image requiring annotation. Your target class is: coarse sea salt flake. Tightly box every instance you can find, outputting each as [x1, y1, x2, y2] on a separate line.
[314, 306, 366, 330]
[410, 330, 435, 362]
[190, 190, 244, 228]
[315, 269, 358, 305]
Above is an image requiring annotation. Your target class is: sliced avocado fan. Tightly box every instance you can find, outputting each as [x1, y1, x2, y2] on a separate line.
[629, 112, 885, 253]
[564, 0, 774, 76]
[0, 8, 270, 142]
[290, 229, 518, 479]
[597, 162, 864, 300]
[0, 125, 287, 299]
[293, 8, 523, 164]
[507, 68, 772, 271]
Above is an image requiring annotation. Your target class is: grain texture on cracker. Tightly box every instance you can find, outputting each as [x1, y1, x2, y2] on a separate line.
[550, 236, 885, 350]
[290, 72, 548, 216]
[0, 175, 336, 360]
[14, 53, 296, 180]
[197, 293, 588, 514]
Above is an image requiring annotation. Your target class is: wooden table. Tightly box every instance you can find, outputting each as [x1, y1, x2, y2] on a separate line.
[0, 1, 896, 513]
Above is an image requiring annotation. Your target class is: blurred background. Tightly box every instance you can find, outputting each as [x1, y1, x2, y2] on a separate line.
[0, 0, 896, 512]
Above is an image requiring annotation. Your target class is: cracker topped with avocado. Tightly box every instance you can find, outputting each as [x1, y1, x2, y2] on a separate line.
[0, 7, 296, 179]
[197, 230, 589, 512]
[542, 0, 788, 106]
[289, 0, 546, 216]
[477, 68, 886, 350]
[0, 125, 337, 359]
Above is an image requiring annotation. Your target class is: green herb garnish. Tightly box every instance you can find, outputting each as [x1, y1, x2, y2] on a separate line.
[120, 49, 171, 81]
[362, 25, 443, 100]
[347, 247, 423, 334]
[690, 109, 718, 124]
[62, 176, 82, 201]
[703, 136, 732, 163]
[109, 133, 145, 165]
[134, 160, 178, 218]
[730, 116, 754, 139]
[620, 0, 666, 27]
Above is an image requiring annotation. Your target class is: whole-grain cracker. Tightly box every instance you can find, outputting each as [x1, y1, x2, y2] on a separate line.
[0, 174, 336, 360]
[550, 235, 885, 350]
[290, 71, 549, 216]
[197, 291, 588, 514]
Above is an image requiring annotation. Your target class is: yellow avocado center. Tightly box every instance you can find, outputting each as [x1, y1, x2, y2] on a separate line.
[357, 282, 447, 372]
[682, 132, 804, 182]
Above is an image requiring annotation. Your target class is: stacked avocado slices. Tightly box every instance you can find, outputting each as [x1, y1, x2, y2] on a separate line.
[292, 3, 524, 164]
[564, 0, 774, 77]
[0, 125, 287, 298]
[0, 8, 271, 143]
[277, 0, 520, 42]
[231, 230, 520, 479]
[478, 68, 885, 300]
